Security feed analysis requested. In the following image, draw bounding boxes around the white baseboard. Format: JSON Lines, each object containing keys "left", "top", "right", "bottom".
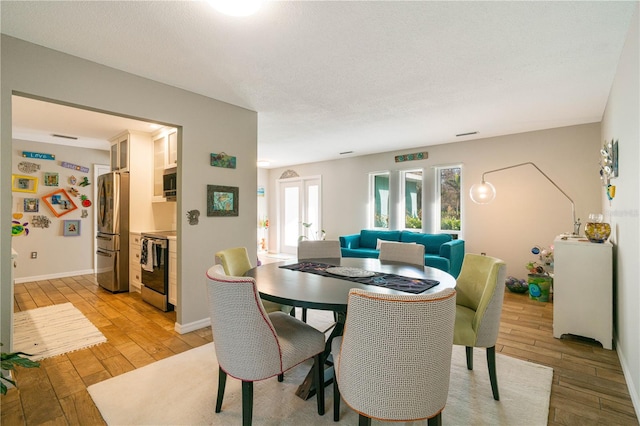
{"left": 174, "top": 317, "right": 210, "bottom": 335}
{"left": 14, "top": 269, "right": 95, "bottom": 284}
{"left": 616, "top": 336, "right": 640, "bottom": 420}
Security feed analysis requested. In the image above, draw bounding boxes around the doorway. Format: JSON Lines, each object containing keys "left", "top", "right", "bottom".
{"left": 277, "top": 176, "right": 322, "bottom": 255}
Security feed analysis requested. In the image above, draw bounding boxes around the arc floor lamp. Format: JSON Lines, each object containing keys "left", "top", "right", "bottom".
{"left": 469, "top": 162, "right": 581, "bottom": 236}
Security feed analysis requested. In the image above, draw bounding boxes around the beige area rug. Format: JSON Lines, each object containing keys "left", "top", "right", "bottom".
{"left": 89, "top": 311, "right": 552, "bottom": 426}
{"left": 13, "top": 302, "right": 106, "bottom": 361}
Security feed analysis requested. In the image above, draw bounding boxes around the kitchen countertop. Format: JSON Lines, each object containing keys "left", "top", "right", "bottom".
{"left": 141, "top": 230, "right": 176, "bottom": 239}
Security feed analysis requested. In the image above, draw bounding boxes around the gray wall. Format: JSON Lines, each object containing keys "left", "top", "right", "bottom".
{"left": 1, "top": 35, "right": 258, "bottom": 348}
{"left": 601, "top": 5, "right": 639, "bottom": 416}
{"left": 11, "top": 139, "right": 109, "bottom": 281}
{"left": 266, "top": 123, "right": 602, "bottom": 280}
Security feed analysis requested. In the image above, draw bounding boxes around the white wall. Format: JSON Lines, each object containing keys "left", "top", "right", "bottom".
{"left": 1, "top": 35, "right": 258, "bottom": 348}
{"left": 601, "top": 4, "right": 639, "bottom": 416}
{"left": 267, "top": 123, "right": 602, "bottom": 281}
{"left": 11, "top": 139, "right": 109, "bottom": 281}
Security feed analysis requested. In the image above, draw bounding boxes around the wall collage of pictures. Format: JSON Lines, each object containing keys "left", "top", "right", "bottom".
{"left": 11, "top": 152, "right": 93, "bottom": 237}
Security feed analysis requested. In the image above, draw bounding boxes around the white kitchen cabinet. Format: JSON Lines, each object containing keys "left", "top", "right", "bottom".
{"left": 153, "top": 134, "right": 166, "bottom": 199}
{"left": 167, "top": 130, "right": 178, "bottom": 168}
{"left": 169, "top": 238, "right": 177, "bottom": 306}
{"left": 110, "top": 133, "right": 129, "bottom": 171}
{"left": 553, "top": 236, "right": 613, "bottom": 349}
{"left": 129, "top": 232, "right": 142, "bottom": 292}
{"left": 108, "top": 130, "right": 154, "bottom": 231}
{"left": 152, "top": 128, "right": 178, "bottom": 202}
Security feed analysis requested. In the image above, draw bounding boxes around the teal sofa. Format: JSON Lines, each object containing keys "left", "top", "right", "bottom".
{"left": 339, "top": 229, "right": 465, "bottom": 277}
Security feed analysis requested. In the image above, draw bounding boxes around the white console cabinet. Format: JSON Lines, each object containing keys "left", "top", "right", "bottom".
{"left": 553, "top": 236, "right": 613, "bottom": 349}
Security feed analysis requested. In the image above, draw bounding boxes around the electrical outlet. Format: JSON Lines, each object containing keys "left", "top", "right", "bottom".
{"left": 31, "top": 252, "right": 37, "bottom": 259}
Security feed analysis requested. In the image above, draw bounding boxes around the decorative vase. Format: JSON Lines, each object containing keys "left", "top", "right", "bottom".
{"left": 584, "top": 213, "right": 611, "bottom": 243}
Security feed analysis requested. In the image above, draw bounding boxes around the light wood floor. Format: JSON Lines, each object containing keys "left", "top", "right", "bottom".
{"left": 1, "top": 274, "right": 638, "bottom": 425}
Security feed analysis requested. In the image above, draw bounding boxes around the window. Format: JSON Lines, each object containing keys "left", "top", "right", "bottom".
{"left": 435, "top": 165, "right": 462, "bottom": 235}
{"left": 371, "top": 173, "right": 390, "bottom": 228}
{"left": 402, "top": 169, "right": 423, "bottom": 229}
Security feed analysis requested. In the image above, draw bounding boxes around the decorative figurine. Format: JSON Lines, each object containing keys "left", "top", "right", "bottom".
{"left": 187, "top": 210, "right": 200, "bottom": 225}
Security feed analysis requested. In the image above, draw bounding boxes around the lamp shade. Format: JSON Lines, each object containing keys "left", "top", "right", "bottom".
{"left": 470, "top": 181, "right": 496, "bottom": 204}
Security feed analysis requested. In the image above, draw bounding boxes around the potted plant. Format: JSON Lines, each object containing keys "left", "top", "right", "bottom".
{"left": 1, "top": 344, "right": 40, "bottom": 395}
{"left": 298, "top": 222, "right": 326, "bottom": 241}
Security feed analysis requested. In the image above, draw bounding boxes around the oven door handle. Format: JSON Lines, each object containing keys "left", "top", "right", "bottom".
{"left": 143, "top": 238, "right": 168, "bottom": 249}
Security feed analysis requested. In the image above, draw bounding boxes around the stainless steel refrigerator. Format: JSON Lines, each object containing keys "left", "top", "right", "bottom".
{"left": 96, "top": 172, "right": 130, "bottom": 292}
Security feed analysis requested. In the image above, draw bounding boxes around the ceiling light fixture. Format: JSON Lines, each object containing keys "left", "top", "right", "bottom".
{"left": 208, "top": 0, "right": 264, "bottom": 17}
{"left": 257, "top": 160, "right": 270, "bottom": 167}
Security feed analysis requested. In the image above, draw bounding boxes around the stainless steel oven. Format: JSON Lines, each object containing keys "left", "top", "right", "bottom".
{"left": 140, "top": 232, "right": 174, "bottom": 312}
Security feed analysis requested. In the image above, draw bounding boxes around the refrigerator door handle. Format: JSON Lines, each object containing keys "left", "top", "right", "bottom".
{"left": 96, "top": 235, "right": 112, "bottom": 241}
{"left": 96, "top": 250, "right": 113, "bottom": 258}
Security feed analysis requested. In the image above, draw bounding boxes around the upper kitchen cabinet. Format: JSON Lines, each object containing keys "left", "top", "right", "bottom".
{"left": 110, "top": 133, "right": 129, "bottom": 171}
{"left": 110, "top": 130, "right": 154, "bottom": 231}
{"left": 152, "top": 128, "right": 178, "bottom": 201}
{"left": 167, "top": 130, "right": 178, "bottom": 168}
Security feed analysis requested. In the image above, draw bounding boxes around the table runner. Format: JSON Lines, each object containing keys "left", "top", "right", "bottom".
{"left": 280, "top": 262, "right": 439, "bottom": 294}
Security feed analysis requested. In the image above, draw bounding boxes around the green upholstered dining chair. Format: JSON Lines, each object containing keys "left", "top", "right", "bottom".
{"left": 453, "top": 253, "right": 507, "bottom": 401}
{"left": 214, "top": 247, "right": 292, "bottom": 315}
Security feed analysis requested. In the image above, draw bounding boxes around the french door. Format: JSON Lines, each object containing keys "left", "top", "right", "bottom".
{"left": 278, "top": 176, "right": 322, "bottom": 255}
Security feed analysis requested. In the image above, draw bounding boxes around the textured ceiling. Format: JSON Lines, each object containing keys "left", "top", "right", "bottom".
{"left": 1, "top": 1, "right": 636, "bottom": 168}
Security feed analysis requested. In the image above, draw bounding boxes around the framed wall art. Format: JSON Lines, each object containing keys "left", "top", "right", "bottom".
{"left": 63, "top": 220, "right": 81, "bottom": 236}
{"left": 210, "top": 152, "right": 237, "bottom": 169}
{"left": 12, "top": 174, "right": 38, "bottom": 193}
{"left": 207, "top": 185, "right": 238, "bottom": 217}
{"left": 42, "top": 188, "right": 78, "bottom": 217}
{"left": 24, "top": 198, "right": 39, "bottom": 213}
{"left": 44, "top": 172, "right": 59, "bottom": 186}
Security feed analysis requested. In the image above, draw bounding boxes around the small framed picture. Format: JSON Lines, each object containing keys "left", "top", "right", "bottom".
{"left": 63, "top": 220, "right": 81, "bottom": 236}
{"left": 207, "top": 185, "right": 239, "bottom": 217}
{"left": 42, "top": 188, "right": 78, "bottom": 217}
{"left": 12, "top": 175, "right": 38, "bottom": 193}
{"left": 24, "top": 198, "right": 39, "bottom": 213}
{"left": 44, "top": 172, "right": 59, "bottom": 186}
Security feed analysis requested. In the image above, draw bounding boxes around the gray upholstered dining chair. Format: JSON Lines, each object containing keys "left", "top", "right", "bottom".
{"left": 205, "top": 264, "right": 326, "bottom": 425}
{"left": 298, "top": 240, "right": 342, "bottom": 261}
{"left": 378, "top": 241, "right": 425, "bottom": 267}
{"left": 297, "top": 240, "right": 342, "bottom": 322}
{"left": 215, "top": 246, "right": 292, "bottom": 315}
{"left": 331, "top": 287, "right": 457, "bottom": 425}
{"left": 453, "top": 253, "right": 507, "bottom": 401}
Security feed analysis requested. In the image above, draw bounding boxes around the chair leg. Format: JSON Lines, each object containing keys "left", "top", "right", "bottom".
{"left": 278, "top": 373, "right": 284, "bottom": 382}
{"left": 358, "top": 414, "right": 372, "bottom": 426}
{"left": 314, "top": 353, "right": 325, "bottom": 415}
{"left": 241, "top": 381, "right": 253, "bottom": 426}
{"left": 427, "top": 412, "right": 442, "bottom": 426}
{"left": 487, "top": 346, "right": 500, "bottom": 401}
{"left": 333, "top": 370, "right": 340, "bottom": 421}
{"left": 465, "top": 346, "right": 473, "bottom": 370}
{"left": 302, "top": 307, "right": 308, "bottom": 323}
{"left": 215, "top": 367, "right": 227, "bottom": 413}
